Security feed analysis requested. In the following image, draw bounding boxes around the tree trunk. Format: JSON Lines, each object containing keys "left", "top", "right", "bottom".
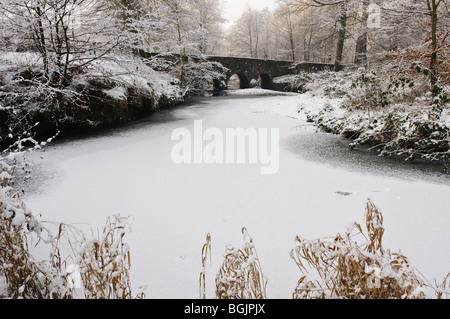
{"left": 355, "top": 0, "right": 369, "bottom": 67}
{"left": 287, "top": 8, "right": 296, "bottom": 62}
{"left": 427, "top": 0, "right": 438, "bottom": 91}
{"left": 303, "top": 36, "right": 308, "bottom": 61}
{"left": 334, "top": 1, "right": 348, "bottom": 71}
{"left": 177, "top": 22, "right": 185, "bottom": 85}
{"left": 254, "top": 15, "right": 259, "bottom": 59}
{"left": 307, "top": 32, "right": 313, "bottom": 62}
{"left": 289, "top": 29, "right": 296, "bottom": 62}
{"left": 35, "top": 6, "right": 49, "bottom": 81}
{"left": 248, "top": 20, "right": 254, "bottom": 58}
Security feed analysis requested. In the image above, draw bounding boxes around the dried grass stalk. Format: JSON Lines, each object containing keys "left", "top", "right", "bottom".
{"left": 435, "top": 273, "right": 450, "bottom": 299}
{"left": 0, "top": 192, "right": 72, "bottom": 299}
{"left": 77, "top": 215, "right": 133, "bottom": 299}
{"left": 215, "top": 228, "right": 267, "bottom": 299}
{"left": 0, "top": 206, "right": 43, "bottom": 298}
{"left": 199, "top": 233, "right": 212, "bottom": 299}
{"left": 291, "top": 199, "right": 430, "bottom": 299}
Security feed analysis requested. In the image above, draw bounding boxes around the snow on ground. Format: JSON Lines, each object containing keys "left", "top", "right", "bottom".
{"left": 103, "top": 86, "right": 127, "bottom": 101}
{"left": 23, "top": 94, "right": 450, "bottom": 299}
{"left": 0, "top": 51, "right": 42, "bottom": 71}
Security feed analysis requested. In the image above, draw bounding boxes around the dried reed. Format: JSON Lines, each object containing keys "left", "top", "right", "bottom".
{"left": 0, "top": 192, "right": 72, "bottom": 299}
{"left": 290, "top": 199, "right": 431, "bottom": 299}
{"left": 199, "top": 233, "right": 212, "bottom": 299}
{"left": 215, "top": 227, "right": 267, "bottom": 299}
{"left": 77, "top": 215, "right": 133, "bottom": 299}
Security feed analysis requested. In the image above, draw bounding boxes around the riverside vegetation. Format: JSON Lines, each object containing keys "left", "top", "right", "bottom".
{"left": 286, "top": 60, "right": 450, "bottom": 170}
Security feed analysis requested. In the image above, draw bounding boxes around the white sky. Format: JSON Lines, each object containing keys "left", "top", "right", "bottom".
{"left": 222, "top": 0, "right": 279, "bottom": 27}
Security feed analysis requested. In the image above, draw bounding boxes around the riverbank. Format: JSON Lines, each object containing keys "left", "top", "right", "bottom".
{"left": 273, "top": 71, "right": 450, "bottom": 169}
{"left": 0, "top": 51, "right": 186, "bottom": 150}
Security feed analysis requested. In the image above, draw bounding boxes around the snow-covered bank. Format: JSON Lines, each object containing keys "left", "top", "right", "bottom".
{"left": 0, "top": 51, "right": 185, "bottom": 147}
{"left": 275, "top": 71, "right": 450, "bottom": 165}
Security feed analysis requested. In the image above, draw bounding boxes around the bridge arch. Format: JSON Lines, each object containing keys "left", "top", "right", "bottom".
{"left": 259, "top": 73, "right": 273, "bottom": 90}
{"left": 229, "top": 71, "right": 251, "bottom": 89}
{"left": 228, "top": 72, "right": 273, "bottom": 90}
{"left": 226, "top": 71, "right": 274, "bottom": 90}
{"left": 207, "top": 55, "right": 335, "bottom": 94}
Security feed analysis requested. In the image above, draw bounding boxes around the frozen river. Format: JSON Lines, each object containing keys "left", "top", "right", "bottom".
{"left": 23, "top": 92, "right": 450, "bottom": 299}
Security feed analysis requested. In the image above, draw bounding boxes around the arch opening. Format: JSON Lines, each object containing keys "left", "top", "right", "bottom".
{"left": 228, "top": 72, "right": 250, "bottom": 90}
{"left": 259, "top": 73, "right": 273, "bottom": 90}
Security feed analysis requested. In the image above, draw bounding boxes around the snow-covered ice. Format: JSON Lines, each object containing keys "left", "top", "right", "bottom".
{"left": 23, "top": 93, "right": 450, "bottom": 299}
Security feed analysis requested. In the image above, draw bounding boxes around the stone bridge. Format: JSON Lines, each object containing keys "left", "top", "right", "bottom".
{"left": 207, "top": 56, "right": 334, "bottom": 91}
{"left": 138, "top": 50, "right": 334, "bottom": 92}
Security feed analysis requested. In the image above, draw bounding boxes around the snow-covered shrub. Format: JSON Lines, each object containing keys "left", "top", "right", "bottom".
{"left": 344, "top": 68, "right": 431, "bottom": 112}
{"left": 352, "top": 111, "right": 450, "bottom": 162}
{"left": 273, "top": 73, "right": 312, "bottom": 93}
{"left": 215, "top": 228, "right": 267, "bottom": 299}
{"left": 82, "top": 53, "right": 185, "bottom": 108}
{"left": 0, "top": 51, "right": 67, "bottom": 146}
{"left": 347, "top": 70, "right": 391, "bottom": 110}
{"left": 385, "top": 31, "right": 450, "bottom": 121}
{"left": 301, "top": 69, "right": 449, "bottom": 164}
{"left": 290, "top": 200, "right": 440, "bottom": 299}
{"left": 306, "top": 71, "right": 354, "bottom": 99}
{"left": 180, "top": 57, "right": 229, "bottom": 96}
{"left": 429, "top": 81, "right": 450, "bottom": 121}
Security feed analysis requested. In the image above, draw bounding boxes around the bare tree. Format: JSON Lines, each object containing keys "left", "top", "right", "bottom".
{"left": 275, "top": 0, "right": 299, "bottom": 62}
{"left": 226, "top": 7, "right": 266, "bottom": 58}
{"left": 334, "top": 0, "right": 349, "bottom": 71}
{"left": 189, "top": 0, "right": 226, "bottom": 55}
{"left": 380, "top": 0, "right": 449, "bottom": 90}
{"left": 293, "top": 0, "right": 350, "bottom": 70}
{"left": 0, "top": 0, "right": 120, "bottom": 86}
